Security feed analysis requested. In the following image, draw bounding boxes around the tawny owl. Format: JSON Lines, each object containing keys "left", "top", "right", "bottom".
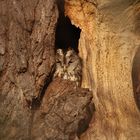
{"left": 54, "top": 48, "right": 82, "bottom": 87}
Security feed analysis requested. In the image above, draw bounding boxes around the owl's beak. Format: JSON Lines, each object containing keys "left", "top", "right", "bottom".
{"left": 63, "top": 66, "right": 67, "bottom": 72}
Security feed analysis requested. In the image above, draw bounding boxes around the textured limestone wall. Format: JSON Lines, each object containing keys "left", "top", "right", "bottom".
{"left": 65, "top": 0, "right": 140, "bottom": 139}
{"left": 0, "top": 0, "right": 140, "bottom": 139}
{"left": 0, "top": 0, "right": 58, "bottom": 139}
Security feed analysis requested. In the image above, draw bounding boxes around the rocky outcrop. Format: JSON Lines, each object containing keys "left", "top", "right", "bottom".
{"left": 65, "top": 0, "right": 140, "bottom": 140}
{"left": 0, "top": 0, "right": 58, "bottom": 139}
{"left": 0, "top": 0, "right": 140, "bottom": 140}
{"left": 32, "top": 78, "right": 94, "bottom": 140}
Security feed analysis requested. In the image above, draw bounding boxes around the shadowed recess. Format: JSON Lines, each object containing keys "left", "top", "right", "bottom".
{"left": 132, "top": 47, "right": 140, "bottom": 110}
{"left": 56, "top": 0, "right": 81, "bottom": 53}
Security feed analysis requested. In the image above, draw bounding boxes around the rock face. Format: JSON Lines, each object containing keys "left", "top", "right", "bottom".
{"left": 0, "top": 0, "right": 140, "bottom": 140}
{"left": 32, "top": 78, "right": 94, "bottom": 140}
{"left": 0, "top": 0, "right": 58, "bottom": 139}
{"left": 65, "top": 0, "right": 140, "bottom": 140}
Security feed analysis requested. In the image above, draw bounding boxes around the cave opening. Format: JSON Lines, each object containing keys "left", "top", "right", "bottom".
{"left": 56, "top": 0, "right": 81, "bottom": 53}
{"left": 132, "top": 47, "right": 140, "bottom": 110}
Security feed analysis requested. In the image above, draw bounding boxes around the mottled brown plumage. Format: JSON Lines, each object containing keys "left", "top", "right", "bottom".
{"left": 54, "top": 48, "right": 82, "bottom": 87}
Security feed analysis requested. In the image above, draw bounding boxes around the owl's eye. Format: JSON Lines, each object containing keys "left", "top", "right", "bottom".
{"left": 69, "top": 60, "right": 73, "bottom": 64}
{"left": 57, "top": 61, "right": 61, "bottom": 63}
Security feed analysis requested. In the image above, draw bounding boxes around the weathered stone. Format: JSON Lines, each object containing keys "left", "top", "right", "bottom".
{"left": 0, "top": 0, "right": 58, "bottom": 139}
{"left": 65, "top": 0, "right": 140, "bottom": 140}
{"left": 0, "top": 0, "right": 140, "bottom": 140}
{"left": 32, "top": 78, "right": 94, "bottom": 140}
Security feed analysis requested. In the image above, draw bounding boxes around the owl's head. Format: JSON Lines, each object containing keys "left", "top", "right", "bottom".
{"left": 56, "top": 48, "right": 78, "bottom": 72}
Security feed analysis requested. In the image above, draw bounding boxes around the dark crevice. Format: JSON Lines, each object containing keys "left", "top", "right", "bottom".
{"left": 56, "top": 0, "right": 81, "bottom": 53}
{"left": 31, "top": 64, "right": 55, "bottom": 110}
{"left": 132, "top": 47, "right": 140, "bottom": 110}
